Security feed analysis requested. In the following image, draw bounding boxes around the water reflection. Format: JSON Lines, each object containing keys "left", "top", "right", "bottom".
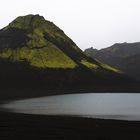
{"left": 2, "top": 93, "right": 140, "bottom": 121}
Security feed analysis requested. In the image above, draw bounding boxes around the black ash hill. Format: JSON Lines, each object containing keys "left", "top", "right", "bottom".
{"left": 85, "top": 43, "right": 140, "bottom": 81}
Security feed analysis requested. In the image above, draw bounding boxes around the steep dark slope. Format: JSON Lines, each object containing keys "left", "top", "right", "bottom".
{"left": 85, "top": 43, "right": 140, "bottom": 80}
{"left": 119, "top": 54, "right": 140, "bottom": 79}
{"left": 100, "top": 42, "right": 140, "bottom": 57}
{"left": 0, "top": 15, "right": 138, "bottom": 94}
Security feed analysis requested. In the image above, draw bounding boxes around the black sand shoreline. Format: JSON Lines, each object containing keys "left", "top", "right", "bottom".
{"left": 1, "top": 110, "right": 140, "bottom": 140}
{"left": 1, "top": 91, "right": 140, "bottom": 140}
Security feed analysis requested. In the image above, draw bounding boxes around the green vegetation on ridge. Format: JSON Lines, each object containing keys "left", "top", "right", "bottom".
{"left": 0, "top": 44, "right": 77, "bottom": 69}
{"left": 81, "top": 59, "right": 99, "bottom": 70}
{"left": 0, "top": 14, "right": 122, "bottom": 73}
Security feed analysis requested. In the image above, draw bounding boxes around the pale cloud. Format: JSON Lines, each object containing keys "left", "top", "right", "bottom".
{"left": 0, "top": 0, "right": 140, "bottom": 50}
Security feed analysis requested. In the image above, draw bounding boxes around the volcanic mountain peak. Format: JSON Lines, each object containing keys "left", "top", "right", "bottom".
{"left": 8, "top": 14, "right": 45, "bottom": 29}
{"left": 4, "top": 14, "right": 71, "bottom": 46}
{"left": 0, "top": 15, "right": 121, "bottom": 73}
{"left": 7, "top": 14, "right": 57, "bottom": 33}
{"left": 0, "top": 15, "right": 80, "bottom": 68}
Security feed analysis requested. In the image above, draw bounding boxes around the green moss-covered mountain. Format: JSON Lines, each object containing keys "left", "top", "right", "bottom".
{"left": 0, "top": 14, "right": 138, "bottom": 92}
{"left": 0, "top": 14, "right": 122, "bottom": 71}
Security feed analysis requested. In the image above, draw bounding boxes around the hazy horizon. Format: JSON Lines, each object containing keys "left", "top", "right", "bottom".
{"left": 1, "top": 0, "right": 140, "bottom": 50}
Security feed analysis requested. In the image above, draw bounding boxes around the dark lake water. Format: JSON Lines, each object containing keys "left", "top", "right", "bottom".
{"left": 2, "top": 93, "right": 140, "bottom": 121}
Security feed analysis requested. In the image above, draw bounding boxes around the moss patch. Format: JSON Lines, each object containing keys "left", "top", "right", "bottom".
{"left": 100, "top": 63, "right": 122, "bottom": 73}
{"left": 0, "top": 43, "right": 77, "bottom": 69}
{"left": 27, "top": 28, "right": 47, "bottom": 48}
{"left": 81, "top": 59, "right": 99, "bottom": 70}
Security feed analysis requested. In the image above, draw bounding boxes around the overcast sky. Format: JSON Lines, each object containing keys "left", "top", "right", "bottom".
{"left": 1, "top": 0, "right": 140, "bottom": 50}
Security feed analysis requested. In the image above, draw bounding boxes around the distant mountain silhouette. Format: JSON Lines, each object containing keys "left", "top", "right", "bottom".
{"left": 0, "top": 15, "right": 138, "bottom": 94}
{"left": 85, "top": 42, "right": 140, "bottom": 80}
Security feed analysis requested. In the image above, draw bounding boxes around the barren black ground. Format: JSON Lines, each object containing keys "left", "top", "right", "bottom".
{"left": 1, "top": 91, "right": 140, "bottom": 140}
{"left": 1, "top": 110, "right": 140, "bottom": 140}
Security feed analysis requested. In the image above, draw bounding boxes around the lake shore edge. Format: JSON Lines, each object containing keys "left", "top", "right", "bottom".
{"left": 0, "top": 110, "right": 140, "bottom": 140}
{"left": 1, "top": 90, "right": 140, "bottom": 140}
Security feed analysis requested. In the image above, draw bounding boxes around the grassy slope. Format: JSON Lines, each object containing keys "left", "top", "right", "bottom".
{"left": 0, "top": 45, "right": 77, "bottom": 69}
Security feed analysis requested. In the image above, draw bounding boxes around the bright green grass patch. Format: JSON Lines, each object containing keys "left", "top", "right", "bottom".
{"left": 0, "top": 43, "right": 77, "bottom": 69}
{"left": 81, "top": 59, "right": 99, "bottom": 69}
{"left": 94, "top": 59, "right": 122, "bottom": 73}
{"left": 100, "top": 63, "right": 122, "bottom": 73}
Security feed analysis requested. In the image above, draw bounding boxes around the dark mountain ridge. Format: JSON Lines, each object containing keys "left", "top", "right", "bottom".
{"left": 85, "top": 42, "right": 140, "bottom": 80}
